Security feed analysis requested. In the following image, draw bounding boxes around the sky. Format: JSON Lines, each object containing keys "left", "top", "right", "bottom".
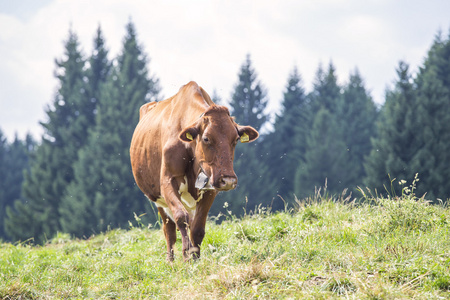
{"left": 1, "top": 0, "right": 449, "bottom": 141}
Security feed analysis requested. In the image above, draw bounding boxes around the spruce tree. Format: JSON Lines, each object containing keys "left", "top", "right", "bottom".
{"left": 364, "top": 62, "right": 418, "bottom": 196}
{"left": 5, "top": 30, "right": 90, "bottom": 242}
{"left": 340, "top": 70, "right": 378, "bottom": 188}
{"left": 365, "top": 33, "right": 450, "bottom": 201}
{"left": 0, "top": 134, "right": 35, "bottom": 239}
{"left": 295, "top": 107, "right": 350, "bottom": 197}
{"left": 213, "top": 55, "right": 271, "bottom": 215}
{"left": 59, "top": 21, "right": 161, "bottom": 236}
{"left": 265, "top": 67, "right": 308, "bottom": 206}
{"left": 294, "top": 63, "right": 351, "bottom": 197}
{"left": 85, "top": 26, "right": 111, "bottom": 116}
{"left": 228, "top": 54, "right": 268, "bottom": 131}
{"left": 58, "top": 26, "right": 112, "bottom": 236}
{"left": 410, "top": 32, "right": 450, "bottom": 201}
{"left": 0, "top": 131, "right": 6, "bottom": 239}
{"left": 309, "top": 62, "right": 342, "bottom": 114}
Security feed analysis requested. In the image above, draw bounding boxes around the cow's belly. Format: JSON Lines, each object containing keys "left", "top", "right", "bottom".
{"left": 153, "top": 176, "right": 205, "bottom": 222}
{"left": 130, "top": 145, "right": 161, "bottom": 200}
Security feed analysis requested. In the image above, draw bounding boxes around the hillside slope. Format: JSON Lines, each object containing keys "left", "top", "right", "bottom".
{"left": 1, "top": 192, "right": 450, "bottom": 299}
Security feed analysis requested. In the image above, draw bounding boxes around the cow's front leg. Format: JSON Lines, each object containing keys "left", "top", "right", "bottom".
{"left": 190, "top": 191, "right": 216, "bottom": 259}
{"left": 157, "top": 207, "right": 176, "bottom": 261}
{"left": 161, "top": 176, "right": 193, "bottom": 261}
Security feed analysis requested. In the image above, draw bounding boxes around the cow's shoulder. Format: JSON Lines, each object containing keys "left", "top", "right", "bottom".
{"left": 161, "top": 139, "right": 193, "bottom": 177}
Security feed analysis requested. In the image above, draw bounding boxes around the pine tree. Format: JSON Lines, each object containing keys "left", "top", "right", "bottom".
{"left": 213, "top": 55, "right": 271, "bottom": 215}
{"left": 59, "top": 21, "right": 161, "bottom": 236}
{"left": 0, "top": 134, "right": 36, "bottom": 239}
{"left": 309, "top": 62, "right": 342, "bottom": 114}
{"left": 58, "top": 26, "right": 112, "bottom": 236}
{"left": 264, "top": 67, "right": 308, "bottom": 206}
{"left": 410, "top": 32, "right": 450, "bottom": 201}
{"left": 295, "top": 107, "right": 351, "bottom": 197}
{"left": 85, "top": 26, "right": 111, "bottom": 116}
{"left": 340, "top": 69, "right": 378, "bottom": 188}
{"left": 0, "top": 130, "right": 7, "bottom": 239}
{"left": 228, "top": 54, "right": 268, "bottom": 132}
{"left": 5, "top": 30, "right": 90, "bottom": 242}
{"left": 294, "top": 62, "right": 352, "bottom": 197}
{"left": 365, "top": 33, "right": 450, "bottom": 201}
{"left": 364, "top": 62, "right": 418, "bottom": 196}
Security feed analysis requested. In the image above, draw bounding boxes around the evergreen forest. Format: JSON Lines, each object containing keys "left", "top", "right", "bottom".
{"left": 1, "top": 22, "right": 450, "bottom": 242}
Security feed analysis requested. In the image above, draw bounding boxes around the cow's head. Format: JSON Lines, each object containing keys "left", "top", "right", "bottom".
{"left": 179, "top": 105, "right": 259, "bottom": 191}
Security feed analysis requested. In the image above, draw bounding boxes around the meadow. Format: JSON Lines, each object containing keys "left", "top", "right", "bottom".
{"left": 1, "top": 182, "right": 450, "bottom": 299}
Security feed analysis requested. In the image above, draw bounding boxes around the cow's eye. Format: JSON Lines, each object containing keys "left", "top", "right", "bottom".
{"left": 203, "top": 137, "right": 209, "bottom": 143}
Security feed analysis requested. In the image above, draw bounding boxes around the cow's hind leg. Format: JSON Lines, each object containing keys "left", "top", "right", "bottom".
{"left": 158, "top": 207, "right": 176, "bottom": 261}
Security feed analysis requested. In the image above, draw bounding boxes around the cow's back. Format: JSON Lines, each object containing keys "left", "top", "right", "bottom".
{"left": 130, "top": 81, "right": 212, "bottom": 201}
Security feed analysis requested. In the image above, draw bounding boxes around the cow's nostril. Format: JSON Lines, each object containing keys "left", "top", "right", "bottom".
{"left": 219, "top": 177, "right": 237, "bottom": 190}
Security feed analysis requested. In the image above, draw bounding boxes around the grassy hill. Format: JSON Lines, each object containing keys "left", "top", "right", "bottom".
{"left": 1, "top": 187, "right": 450, "bottom": 299}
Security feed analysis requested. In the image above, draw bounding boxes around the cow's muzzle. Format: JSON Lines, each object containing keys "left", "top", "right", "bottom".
{"left": 216, "top": 176, "right": 237, "bottom": 191}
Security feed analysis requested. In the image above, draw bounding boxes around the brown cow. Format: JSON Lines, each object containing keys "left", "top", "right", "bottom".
{"left": 130, "top": 81, "right": 259, "bottom": 261}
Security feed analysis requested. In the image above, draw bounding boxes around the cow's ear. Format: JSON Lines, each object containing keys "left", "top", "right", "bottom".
{"left": 237, "top": 125, "right": 259, "bottom": 143}
{"left": 179, "top": 126, "right": 199, "bottom": 143}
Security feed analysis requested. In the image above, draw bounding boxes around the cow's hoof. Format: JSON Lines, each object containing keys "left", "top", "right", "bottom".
{"left": 189, "top": 247, "right": 200, "bottom": 260}
{"left": 182, "top": 247, "right": 200, "bottom": 261}
{"left": 166, "top": 251, "right": 174, "bottom": 262}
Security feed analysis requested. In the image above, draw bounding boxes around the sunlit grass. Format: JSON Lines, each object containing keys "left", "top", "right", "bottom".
{"left": 1, "top": 180, "right": 450, "bottom": 299}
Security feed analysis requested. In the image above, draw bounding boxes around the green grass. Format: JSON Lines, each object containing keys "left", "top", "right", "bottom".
{"left": 1, "top": 189, "right": 450, "bottom": 299}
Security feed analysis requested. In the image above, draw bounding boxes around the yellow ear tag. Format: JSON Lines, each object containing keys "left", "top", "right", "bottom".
{"left": 186, "top": 132, "right": 193, "bottom": 141}
{"left": 240, "top": 133, "right": 250, "bottom": 143}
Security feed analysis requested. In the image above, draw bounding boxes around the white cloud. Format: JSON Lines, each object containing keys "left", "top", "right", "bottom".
{"left": 1, "top": 0, "right": 450, "bottom": 140}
